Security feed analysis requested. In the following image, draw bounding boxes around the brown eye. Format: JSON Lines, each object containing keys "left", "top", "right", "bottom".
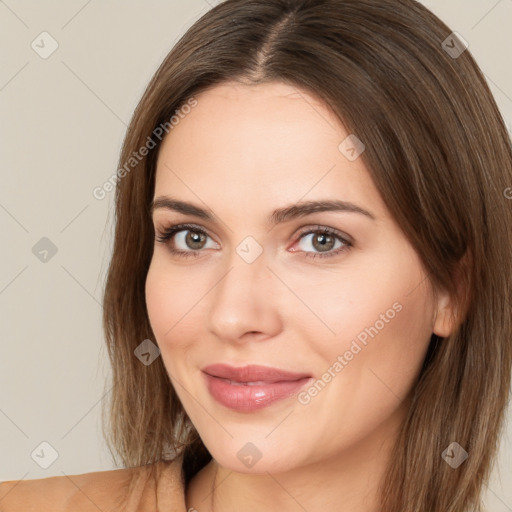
{"left": 311, "top": 232, "right": 337, "bottom": 252}
{"left": 182, "top": 230, "right": 207, "bottom": 250}
{"left": 292, "top": 226, "right": 353, "bottom": 260}
{"left": 155, "top": 223, "right": 216, "bottom": 259}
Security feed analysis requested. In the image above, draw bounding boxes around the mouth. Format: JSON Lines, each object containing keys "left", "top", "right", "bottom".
{"left": 213, "top": 379, "right": 280, "bottom": 386}
{"left": 201, "top": 363, "right": 313, "bottom": 412}
{"left": 202, "top": 363, "right": 312, "bottom": 383}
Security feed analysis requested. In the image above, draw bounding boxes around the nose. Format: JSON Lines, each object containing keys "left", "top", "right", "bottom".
{"left": 205, "top": 253, "right": 283, "bottom": 344}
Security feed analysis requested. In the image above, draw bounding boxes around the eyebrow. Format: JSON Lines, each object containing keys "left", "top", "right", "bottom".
{"left": 150, "top": 196, "right": 376, "bottom": 225}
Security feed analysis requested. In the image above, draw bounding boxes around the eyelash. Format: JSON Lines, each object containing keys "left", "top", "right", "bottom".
{"left": 154, "top": 222, "right": 353, "bottom": 260}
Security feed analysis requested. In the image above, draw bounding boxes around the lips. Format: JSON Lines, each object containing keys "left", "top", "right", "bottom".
{"left": 201, "top": 363, "right": 313, "bottom": 412}
{"left": 202, "top": 363, "right": 311, "bottom": 383}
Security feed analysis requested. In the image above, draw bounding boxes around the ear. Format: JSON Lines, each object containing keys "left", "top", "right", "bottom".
{"left": 432, "top": 289, "right": 457, "bottom": 337}
{"left": 432, "top": 251, "right": 470, "bottom": 338}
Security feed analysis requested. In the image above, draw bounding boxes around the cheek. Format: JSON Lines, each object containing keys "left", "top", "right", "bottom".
{"left": 357, "top": 292, "right": 433, "bottom": 382}
{"left": 145, "top": 260, "right": 195, "bottom": 347}
{"left": 312, "top": 246, "right": 434, "bottom": 398}
{"left": 295, "top": 281, "right": 434, "bottom": 456}
{"left": 145, "top": 263, "right": 191, "bottom": 388}
{"left": 145, "top": 263, "right": 171, "bottom": 339}
{"left": 285, "top": 247, "right": 430, "bottom": 354}
{"left": 145, "top": 257, "right": 213, "bottom": 374}
{"left": 331, "top": 281, "right": 433, "bottom": 409}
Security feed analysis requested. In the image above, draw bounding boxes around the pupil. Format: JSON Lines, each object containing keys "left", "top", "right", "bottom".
{"left": 315, "top": 233, "right": 333, "bottom": 251}
{"left": 188, "top": 231, "right": 204, "bottom": 248}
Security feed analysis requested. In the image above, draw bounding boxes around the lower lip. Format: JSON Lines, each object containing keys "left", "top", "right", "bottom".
{"left": 203, "top": 373, "right": 312, "bottom": 412}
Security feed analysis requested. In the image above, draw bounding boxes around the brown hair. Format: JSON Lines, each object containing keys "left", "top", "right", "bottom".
{"left": 101, "top": 1, "right": 512, "bottom": 510}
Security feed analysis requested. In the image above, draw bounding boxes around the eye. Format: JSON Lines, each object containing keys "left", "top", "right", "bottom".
{"left": 291, "top": 226, "right": 353, "bottom": 260}
{"left": 155, "top": 223, "right": 217, "bottom": 259}
{"left": 155, "top": 223, "right": 353, "bottom": 260}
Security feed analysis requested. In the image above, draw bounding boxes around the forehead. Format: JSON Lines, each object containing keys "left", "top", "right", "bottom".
{"left": 154, "top": 81, "right": 387, "bottom": 220}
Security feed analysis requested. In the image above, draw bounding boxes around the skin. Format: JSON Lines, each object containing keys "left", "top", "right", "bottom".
{"left": 145, "top": 81, "right": 456, "bottom": 512}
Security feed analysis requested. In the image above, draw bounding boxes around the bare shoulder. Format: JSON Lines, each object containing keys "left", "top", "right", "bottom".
{"left": 0, "top": 459, "right": 179, "bottom": 512}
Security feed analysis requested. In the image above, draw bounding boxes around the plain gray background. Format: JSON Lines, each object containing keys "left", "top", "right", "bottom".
{"left": 1, "top": 1, "right": 511, "bottom": 510}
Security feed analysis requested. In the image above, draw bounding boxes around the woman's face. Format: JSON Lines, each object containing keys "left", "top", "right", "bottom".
{"left": 145, "top": 81, "right": 453, "bottom": 473}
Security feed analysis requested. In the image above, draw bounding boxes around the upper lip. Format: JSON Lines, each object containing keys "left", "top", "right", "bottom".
{"left": 202, "top": 364, "right": 311, "bottom": 383}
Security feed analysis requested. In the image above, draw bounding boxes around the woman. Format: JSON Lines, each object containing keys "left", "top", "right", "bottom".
{"left": 1, "top": 0, "right": 511, "bottom": 510}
